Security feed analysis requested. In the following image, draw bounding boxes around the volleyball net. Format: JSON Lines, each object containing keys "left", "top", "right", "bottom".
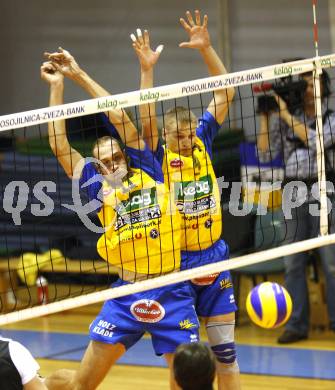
{"left": 0, "top": 54, "right": 335, "bottom": 325}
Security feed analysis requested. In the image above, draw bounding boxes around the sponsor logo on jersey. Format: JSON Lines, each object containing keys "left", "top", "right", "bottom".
{"left": 175, "top": 175, "right": 213, "bottom": 202}
{"left": 130, "top": 299, "right": 165, "bottom": 323}
{"left": 229, "top": 294, "right": 235, "bottom": 304}
{"left": 114, "top": 187, "right": 162, "bottom": 230}
{"left": 170, "top": 158, "right": 184, "bottom": 168}
{"left": 91, "top": 320, "right": 116, "bottom": 338}
{"left": 191, "top": 273, "right": 220, "bottom": 286}
{"left": 150, "top": 228, "right": 159, "bottom": 239}
{"left": 116, "top": 188, "right": 158, "bottom": 214}
{"left": 220, "top": 278, "right": 233, "bottom": 290}
{"left": 204, "top": 218, "right": 213, "bottom": 229}
{"left": 179, "top": 319, "right": 198, "bottom": 330}
{"left": 190, "top": 334, "right": 198, "bottom": 342}
{"left": 177, "top": 195, "right": 216, "bottom": 215}
{"left": 174, "top": 175, "right": 217, "bottom": 214}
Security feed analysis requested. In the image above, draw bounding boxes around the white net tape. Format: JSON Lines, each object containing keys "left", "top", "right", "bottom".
{"left": 0, "top": 55, "right": 334, "bottom": 132}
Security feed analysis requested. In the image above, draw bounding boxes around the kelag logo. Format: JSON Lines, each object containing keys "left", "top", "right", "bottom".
{"left": 174, "top": 175, "right": 213, "bottom": 201}
{"left": 320, "top": 57, "right": 332, "bottom": 67}
{"left": 274, "top": 65, "right": 292, "bottom": 77}
{"left": 115, "top": 188, "right": 157, "bottom": 215}
{"left": 140, "top": 91, "right": 160, "bottom": 102}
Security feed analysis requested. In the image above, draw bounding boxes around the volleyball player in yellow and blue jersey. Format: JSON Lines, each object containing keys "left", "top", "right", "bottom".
{"left": 42, "top": 52, "right": 199, "bottom": 390}
{"left": 132, "top": 11, "right": 241, "bottom": 390}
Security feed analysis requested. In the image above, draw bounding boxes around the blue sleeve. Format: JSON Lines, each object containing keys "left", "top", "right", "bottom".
{"left": 79, "top": 161, "right": 102, "bottom": 202}
{"left": 125, "top": 143, "right": 164, "bottom": 183}
{"left": 196, "top": 111, "right": 221, "bottom": 158}
{"left": 100, "top": 113, "right": 121, "bottom": 141}
{"left": 153, "top": 140, "right": 165, "bottom": 166}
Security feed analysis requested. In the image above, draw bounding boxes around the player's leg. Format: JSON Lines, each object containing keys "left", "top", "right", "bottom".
{"left": 203, "top": 312, "right": 240, "bottom": 390}
{"left": 45, "top": 341, "right": 126, "bottom": 390}
{"left": 47, "top": 287, "right": 144, "bottom": 390}
{"left": 149, "top": 282, "right": 200, "bottom": 390}
{"left": 199, "top": 281, "right": 240, "bottom": 390}
{"left": 75, "top": 341, "right": 126, "bottom": 389}
{"left": 188, "top": 241, "right": 240, "bottom": 390}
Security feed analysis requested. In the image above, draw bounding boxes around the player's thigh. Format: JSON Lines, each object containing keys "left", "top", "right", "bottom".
{"left": 75, "top": 340, "right": 126, "bottom": 390}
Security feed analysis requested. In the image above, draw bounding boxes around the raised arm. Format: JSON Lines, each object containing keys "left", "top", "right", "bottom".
{"left": 40, "top": 62, "right": 84, "bottom": 178}
{"left": 179, "top": 10, "right": 234, "bottom": 124}
{"left": 131, "top": 29, "right": 163, "bottom": 151}
{"left": 45, "top": 48, "right": 144, "bottom": 150}
{"left": 274, "top": 93, "right": 308, "bottom": 144}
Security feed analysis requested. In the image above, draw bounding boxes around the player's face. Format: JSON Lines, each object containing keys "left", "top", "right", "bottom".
{"left": 93, "top": 139, "right": 128, "bottom": 177}
{"left": 165, "top": 120, "right": 197, "bottom": 157}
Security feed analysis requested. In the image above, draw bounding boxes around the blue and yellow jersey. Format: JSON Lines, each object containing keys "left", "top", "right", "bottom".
{"left": 155, "top": 111, "right": 222, "bottom": 252}
{"left": 80, "top": 144, "right": 181, "bottom": 275}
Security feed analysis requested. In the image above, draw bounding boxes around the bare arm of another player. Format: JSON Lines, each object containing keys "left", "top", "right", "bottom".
{"left": 179, "top": 10, "right": 235, "bottom": 124}
{"left": 131, "top": 29, "right": 163, "bottom": 151}
{"left": 45, "top": 48, "right": 144, "bottom": 150}
{"left": 41, "top": 62, "right": 84, "bottom": 178}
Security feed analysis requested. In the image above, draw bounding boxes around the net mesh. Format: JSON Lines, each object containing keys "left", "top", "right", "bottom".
{"left": 1, "top": 54, "right": 335, "bottom": 324}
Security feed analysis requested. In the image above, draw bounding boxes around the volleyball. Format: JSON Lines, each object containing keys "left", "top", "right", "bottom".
{"left": 246, "top": 282, "right": 292, "bottom": 329}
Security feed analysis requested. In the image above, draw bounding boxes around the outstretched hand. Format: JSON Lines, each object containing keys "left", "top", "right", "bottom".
{"left": 130, "top": 29, "right": 163, "bottom": 71}
{"left": 44, "top": 47, "right": 81, "bottom": 80}
{"left": 40, "top": 61, "right": 63, "bottom": 85}
{"left": 179, "top": 10, "right": 211, "bottom": 50}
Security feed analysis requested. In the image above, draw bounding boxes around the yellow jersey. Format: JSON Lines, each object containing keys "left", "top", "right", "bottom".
{"left": 96, "top": 168, "right": 181, "bottom": 274}
{"left": 161, "top": 137, "right": 222, "bottom": 252}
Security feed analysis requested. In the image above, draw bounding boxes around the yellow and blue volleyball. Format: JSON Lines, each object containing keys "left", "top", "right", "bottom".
{"left": 246, "top": 282, "right": 292, "bottom": 329}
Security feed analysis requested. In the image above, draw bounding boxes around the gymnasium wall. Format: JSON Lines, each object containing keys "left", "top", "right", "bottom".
{"left": 0, "top": 1, "right": 332, "bottom": 131}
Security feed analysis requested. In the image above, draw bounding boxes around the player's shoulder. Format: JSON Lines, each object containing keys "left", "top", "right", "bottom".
{"left": 130, "top": 168, "right": 155, "bottom": 186}
{"left": 197, "top": 110, "right": 220, "bottom": 128}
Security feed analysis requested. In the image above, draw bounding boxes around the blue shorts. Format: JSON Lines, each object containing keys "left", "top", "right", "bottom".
{"left": 181, "top": 239, "right": 237, "bottom": 317}
{"left": 89, "top": 279, "right": 199, "bottom": 355}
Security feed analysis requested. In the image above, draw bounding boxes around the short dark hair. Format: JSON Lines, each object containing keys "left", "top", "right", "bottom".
{"left": 164, "top": 106, "right": 197, "bottom": 131}
{"left": 173, "top": 343, "right": 216, "bottom": 390}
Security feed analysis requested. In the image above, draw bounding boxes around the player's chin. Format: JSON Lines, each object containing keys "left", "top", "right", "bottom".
{"left": 179, "top": 148, "right": 193, "bottom": 157}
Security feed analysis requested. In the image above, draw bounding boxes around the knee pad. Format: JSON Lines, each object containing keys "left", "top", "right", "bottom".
{"left": 206, "top": 321, "right": 237, "bottom": 366}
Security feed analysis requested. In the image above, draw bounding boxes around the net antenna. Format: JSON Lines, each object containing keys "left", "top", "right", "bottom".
{"left": 312, "top": 0, "right": 328, "bottom": 235}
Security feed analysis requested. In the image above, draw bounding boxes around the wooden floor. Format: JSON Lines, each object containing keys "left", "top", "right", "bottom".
{"left": 2, "top": 303, "right": 335, "bottom": 390}
{"left": 37, "top": 359, "right": 335, "bottom": 390}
